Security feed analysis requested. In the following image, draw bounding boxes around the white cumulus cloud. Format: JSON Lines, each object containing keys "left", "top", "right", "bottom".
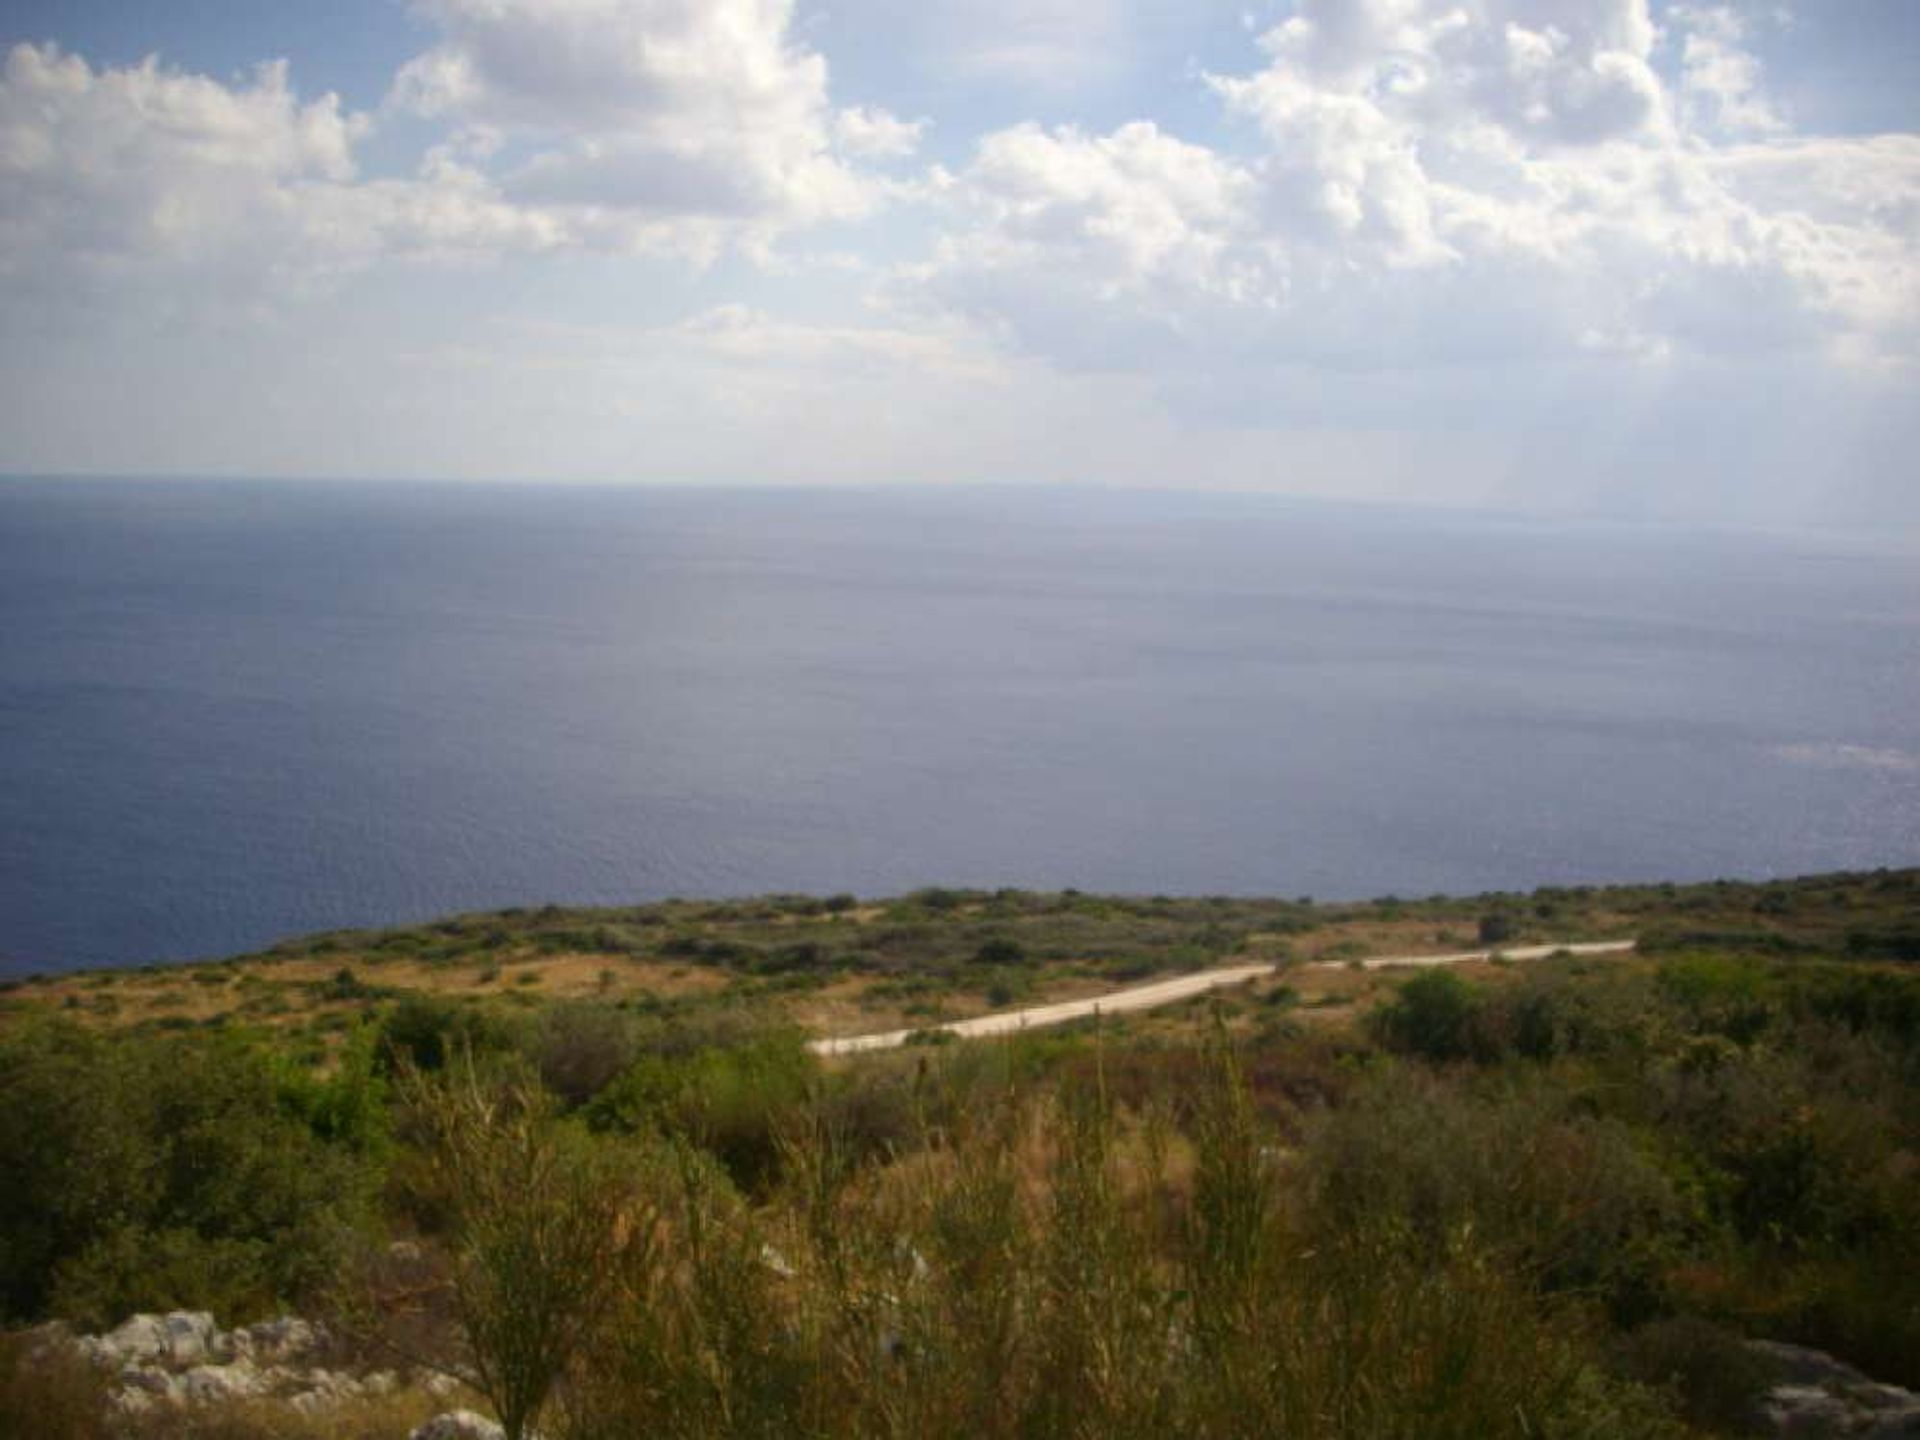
{"left": 0, "top": 44, "right": 365, "bottom": 286}
{"left": 911, "top": 0, "right": 1920, "bottom": 374}
{"left": 833, "top": 106, "right": 925, "bottom": 159}
{"left": 391, "top": 0, "right": 876, "bottom": 233}
{"left": 0, "top": 0, "right": 901, "bottom": 308}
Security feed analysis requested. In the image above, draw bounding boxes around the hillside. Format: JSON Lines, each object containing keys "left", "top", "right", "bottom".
{"left": 2, "top": 868, "right": 1917, "bottom": 1438}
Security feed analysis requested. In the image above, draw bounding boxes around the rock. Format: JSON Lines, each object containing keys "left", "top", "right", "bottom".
{"left": 1763, "top": 1384, "right": 1854, "bottom": 1435}
{"left": 297, "top": 1367, "right": 361, "bottom": 1402}
{"left": 1755, "top": 1341, "right": 1871, "bottom": 1389}
{"left": 1858, "top": 1386, "right": 1916, "bottom": 1409}
{"left": 759, "top": 1243, "right": 796, "bottom": 1279}
{"left": 410, "top": 1410, "right": 507, "bottom": 1440}
{"left": 119, "top": 1365, "right": 180, "bottom": 1400}
{"left": 210, "top": 1326, "right": 254, "bottom": 1363}
{"left": 1750, "top": 1342, "right": 1920, "bottom": 1437}
{"left": 97, "top": 1314, "right": 168, "bottom": 1366}
{"left": 425, "top": 1372, "right": 463, "bottom": 1399}
{"left": 244, "top": 1315, "right": 322, "bottom": 1359}
{"left": 160, "top": 1311, "right": 218, "bottom": 1365}
{"left": 179, "top": 1362, "right": 264, "bottom": 1405}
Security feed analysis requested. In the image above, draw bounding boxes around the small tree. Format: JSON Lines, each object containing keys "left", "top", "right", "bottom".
{"left": 973, "top": 937, "right": 1027, "bottom": 967}
{"left": 1477, "top": 913, "right": 1516, "bottom": 946}
{"left": 402, "top": 1058, "right": 653, "bottom": 1440}
{"left": 1372, "top": 971, "right": 1490, "bottom": 1063}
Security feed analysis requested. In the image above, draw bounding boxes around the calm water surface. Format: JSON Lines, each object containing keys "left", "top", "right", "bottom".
{"left": 3, "top": 479, "right": 1917, "bottom": 972}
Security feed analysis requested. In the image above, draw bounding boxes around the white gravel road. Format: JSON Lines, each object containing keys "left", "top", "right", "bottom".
{"left": 807, "top": 939, "right": 1634, "bottom": 1056}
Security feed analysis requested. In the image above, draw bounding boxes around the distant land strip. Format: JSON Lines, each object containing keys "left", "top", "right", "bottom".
{"left": 808, "top": 939, "right": 1638, "bottom": 1055}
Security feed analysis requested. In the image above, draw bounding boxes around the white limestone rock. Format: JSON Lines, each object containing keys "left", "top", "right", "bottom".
{"left": 244, "top": 1315, "right": 322, "bottom": 1359}
{"left": 96, "top": 1314, "right": 168, "bottom": 1366}
{"left": 1750, "top": 1342, "right": 1920, "bottom": 1437}
{"left": 179, "top": 1362, "right": 265, "bottom": 1406}
{"left": 410, "top": 1409, "right": 508, "bottom": 1440}
{"left": 160, "top": 1311, "right": 218, "bottom": 1365}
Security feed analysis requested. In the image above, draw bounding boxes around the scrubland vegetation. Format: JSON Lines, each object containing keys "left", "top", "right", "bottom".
{"left": 2, "top": 869, "right": 1917, "bottom": 1437}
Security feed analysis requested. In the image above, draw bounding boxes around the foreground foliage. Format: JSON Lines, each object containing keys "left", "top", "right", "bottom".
{"left": 2, "top": 870, "right": 1917, "bottom": 1437}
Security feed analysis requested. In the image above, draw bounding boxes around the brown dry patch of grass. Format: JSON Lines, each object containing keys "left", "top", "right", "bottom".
{"left": 1291, "top": 916, "right": 1483, "bottom": 962}
{"left": 3, "top": 950, "right": 735, "bottom": 1034}
{"left": 115, "top": 1390, "right": 452, "bottom": 1440}
{"left": 786, "top": 976, "right": 909, "bottom": 1035}
{"left": 2, "top": 903, "right": 1639, "bottom": 1049}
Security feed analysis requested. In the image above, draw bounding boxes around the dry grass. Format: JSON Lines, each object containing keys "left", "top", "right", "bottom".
{"left": 7, "top": 869, "right": 1907, "bottom": 1067}
{"left": 5, "top": 953, "right": 734, "bottom": 1034}
{"left": 115, "top": 1392, "right": 447, "bottom": 1440}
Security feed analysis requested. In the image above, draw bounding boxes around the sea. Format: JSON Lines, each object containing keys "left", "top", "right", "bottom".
{"left": 3, "top": 477, "right": 1917, "bottom": 974}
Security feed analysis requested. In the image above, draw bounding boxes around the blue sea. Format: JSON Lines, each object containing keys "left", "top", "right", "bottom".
{"left": 2, "top": 477, "right": 1917, "bottom": 974}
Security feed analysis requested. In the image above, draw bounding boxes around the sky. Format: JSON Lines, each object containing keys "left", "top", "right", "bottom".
{"left": 0, "top": 0, "right": 1915, "bottom": 523}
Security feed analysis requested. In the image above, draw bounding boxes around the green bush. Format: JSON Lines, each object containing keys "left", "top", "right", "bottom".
{"left": 0, "top": 1021, "right": 381, "bottom": 1326}
{"left": 531, "top": 1004, "right": 636, "bottom": 1109}
{"left": 585, "top": 1028, "right": 816, "bottom": 1192}
{"left": 272, "top": 1023, "right": 391, "bottom": 1154}
{"left": 393, "top": 1063, "right": 652, "bottom": 1440}
{"left": 973, "top": 937, "right": 1026, "bottom": 967}
{"left": 1371, "top": 970, "right": 1494, "bottom": 1062}
{"left": 377, "top": 995, "right": 510, "bottom": 1075}
{"left": 1611, "top": 1316, "right": 1776, "bottom": 1435}
{"left": 1297, "top": 1069, "right": 1688, "bottom": 1322}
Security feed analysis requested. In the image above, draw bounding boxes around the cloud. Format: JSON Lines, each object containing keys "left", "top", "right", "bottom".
{"left": 833, "top": 106, "right": 925, "bottom": 159}
{"left": 0, "top": 0, "right": 900, "bottom": 308}
{"left": 1671, "top": 4, "right": 1787, "bottom": 138}
{"left": 0, "top": 0, "right": 1914, "bottom": 518}
{"left": 391, "top": 0, "right": 875, "bottom": 232}
{"left": 1243, "top": 0, "right": 1665, "bottom": 146}
{"left": 0, "top": 41, "right": 570, "bottom": 309}
{"left": 910, "top": 0, "right": 1920, "bottom": 374}
{"left": 0, "top": 44, "right": 362, "bottom": 288}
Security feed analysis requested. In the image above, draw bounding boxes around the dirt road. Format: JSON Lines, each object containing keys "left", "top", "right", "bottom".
{"left": 808, "top": 939, "right": 1633, "bottom": 1055}
{"left": 1307, "top": 939, "right": 1636, "bottom": 971}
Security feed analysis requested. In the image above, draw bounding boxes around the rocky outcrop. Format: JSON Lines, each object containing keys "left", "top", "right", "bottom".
{"left": 1752, "top": 1342, "right": 1920, "bottom": 1437}
{"left": 49, "top": 1308, "right": 469, "bottom": 1428}
{"left": 52, "top": 1308, "right": 1919, "bottom": 1438}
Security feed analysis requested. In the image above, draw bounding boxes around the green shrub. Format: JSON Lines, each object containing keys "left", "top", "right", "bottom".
{"left": 972, "top": 936, "right": 1026, "bottom": 966}
{"left": 1656, "top": 956, "right": 1775, "bottom": 1045}
{"left": 585, "top": 1028, "right": 816, "bottom": 1192}
{"left": 1611, "top": 1316, "right": 1776, "bottom": 1435}
{"left": 1371, "top": 970, "right": 1494, "bottom": 1063}
{"left": 0, "top": 1021, "right": 380, "bottom": 1326}
{"left": 1297, "top": 1069, "right": 1688, "bottom": 1322}
{"left": 318, "top": 967, "right": 385, "bottom": 1003}
{"left": 532, "top": 1004, "right": 636, "bottom": 1109}
{"left": 1843, "top": 926, "right": 1920, "bottom": 961}
{"left": 377, "top": 995, "right": 510, "bottom": 1075}
{"left": 1788, "top": 967, "right": 1920, "bottom": 1048}
{"left": 273, "top": 1023, "right": 391, "bottom": 1154}
{"left": 392, "top": 1062, "right": 654, "bottom": 1440}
